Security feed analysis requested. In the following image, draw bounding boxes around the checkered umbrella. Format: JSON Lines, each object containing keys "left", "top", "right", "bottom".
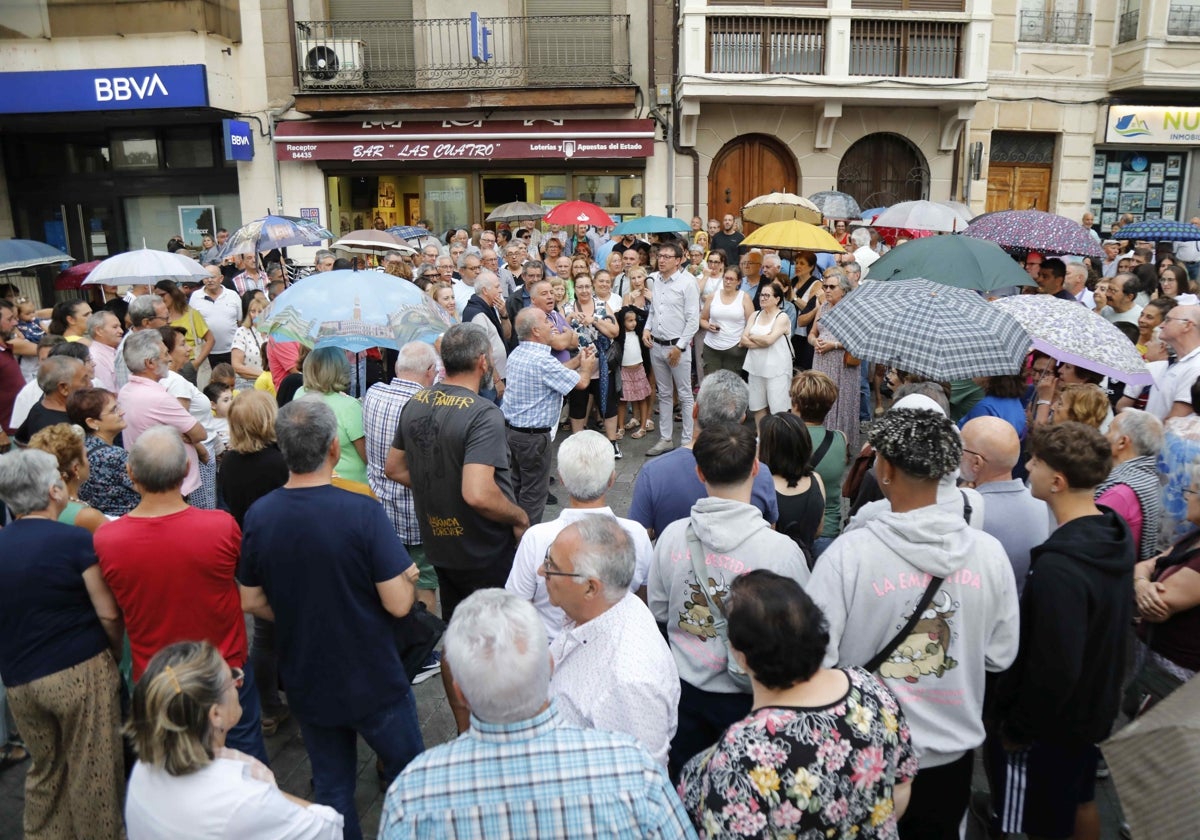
{"left": 962, "top": 209, "right": 1104, "bottom": 258}
{"left": 818, "top": 279, "right": 1030, "bottom": 380}
{"left": 991, "top": 294, "right": 1152, "bottom": 385}
{"left": 1111, "top": 219, "right": 1200, "bottom": 242}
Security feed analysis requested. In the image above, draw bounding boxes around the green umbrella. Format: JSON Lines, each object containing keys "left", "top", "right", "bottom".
{"left": 868, "top": 235, "right": 1036, "bottom": 292}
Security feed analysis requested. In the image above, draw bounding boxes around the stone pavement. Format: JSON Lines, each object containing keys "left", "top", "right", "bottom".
{"left": 0, "top": 423, "right": 1128, "bottom": 838}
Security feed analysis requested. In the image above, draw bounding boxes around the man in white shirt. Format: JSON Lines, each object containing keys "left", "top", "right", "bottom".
{"left": 642, "top": 242, "right": 701, "bottom": 455}
{"left": 189, "top": 266, "right": 243, "bottom": 368}
{"left": 505, "top": 430, "right": 652, "bottom": 643}
{"left": 451, "top": 254, "right": 481, "bottom": 318}
{"left": 849, "top": 227, "right": 879, "bottom": 273}
{"left": 1146, "top": 304, "right": 1200, "bottom": 420}
{"left": 1065, "top": 261, "right": 1094, "bottom": 309}
{"left": 543, "top": 514, "right": 679, "bottom": 766}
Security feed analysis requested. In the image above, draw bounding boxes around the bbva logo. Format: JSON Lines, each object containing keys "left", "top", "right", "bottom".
{"left": 94, "top": 74, "right": 169, "bottom": 102}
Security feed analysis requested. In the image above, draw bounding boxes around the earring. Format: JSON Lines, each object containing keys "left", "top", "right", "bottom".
{"left": 881, "top": 477, "right": 891, "bottom": 485}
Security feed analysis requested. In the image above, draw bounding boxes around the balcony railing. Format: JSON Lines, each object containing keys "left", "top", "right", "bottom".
{"left": 1168, "top": 4, "right": 1200, "bottom": 35}
{"left": 848, "top": 20, "right": 963, "bottom": 77}
{"left": 1017, "top": 10, "right": 1093, "bottom": 44}
{"left": 1118, "top": 9, "right": 1140, "bottom": 42}
{"left": 707, "top": 17, "right": 826, "bottom": 74}
{"left": 295, "top": 17, "right": 631, "bottom": 92}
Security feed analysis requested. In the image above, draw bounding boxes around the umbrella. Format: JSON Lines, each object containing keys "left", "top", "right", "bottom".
{"left": 543, "top": 201, "right": 615, "bottom": 227}
{"left": 82, "top": 249, "right": 209, "bottom": 286}
{"left": 333, "top": 229, "right": 416, "bottom": 254}
{"left": 739, "top": 220, "right": 846, "bottom": 254}
{"left": 1102, "top": 673, "right": 1200, "bottom": 839}
{"left": 1109, "top": 219, "right": 1200, "bottom": 242}
{"left": 990, "top": 294, "right": 1152, "bottom": 385}
{"left": 963, "top": 209, "right": 1104, "bottom": 259}
{"left": 742, "top": 193, "right": 823, "bottom": 226}
{"left": 818, "top": 279, "right": 1030, "bottom": 380}
{"left": 808, "top": 191, "right": 862, "bottom": 220}
{"left": 259, "top": 268, "right": 447, "bottom": 352}
{"left": 870, "top": 200, "right": 972, "bottom": 233}
{"left": 868, "top": 236, "right": 1036, "bottom": 291}
{"left": 939, "top": 200, "right": 974, "bottom": 219}
{"left": 609, "top": 215, "right": 691, "bottom": 236}
{"left": 0, "top": 239, "right": 74, "bottom": 272}
{"left": 215, "top": 214, "right": 333, "bottom": 260}
{"left": 485, "top": 201, "right": 548, "bottom": 223}
{"left": 54, "top": 260, "right": 103, "bottom": 291}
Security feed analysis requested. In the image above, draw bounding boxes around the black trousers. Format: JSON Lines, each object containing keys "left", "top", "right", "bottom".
{"left": 898, "top": 749, "right": 974, "bottom": 840}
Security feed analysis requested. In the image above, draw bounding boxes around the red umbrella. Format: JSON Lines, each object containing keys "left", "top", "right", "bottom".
{"left": 54, "top": 260, "right": 102, "bottom": 291}
{"left": 543, "top": 201, "right": 614, "bottom": 227}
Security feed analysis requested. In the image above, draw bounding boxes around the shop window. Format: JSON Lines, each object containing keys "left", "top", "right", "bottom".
{"left": 68, "top": 140, "right": 111, "bottom": 174}
{"left": 1090, "top": 150, "right": 1186, "bottom": 233}
{"left": 164, "top": 127, "right": 215, "bottom": 170}
{"left": 111, "top": 132, "right": 160, "bottom": 170}
{"left": 423, "top": 177, "right": 471, "bottom": 236}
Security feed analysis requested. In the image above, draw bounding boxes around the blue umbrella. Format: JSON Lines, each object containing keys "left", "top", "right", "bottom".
{"left": 215, "top": 215, "right": 332, "bottom": 261}
{"left": 1111, "top": 219, "right": 1200, "bottom": 242}
{"left": 610, "top": 215, "right": 691, "bottom": 236}
{"left": 259, "top": 269, "right": 447, "bottom": 352}
{"left": 0, "top": 239, "right": 74, "bottom": 272}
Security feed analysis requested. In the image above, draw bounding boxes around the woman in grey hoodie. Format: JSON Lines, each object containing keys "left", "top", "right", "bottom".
{"left": 807, "top": 408, "right": 1020, "bottom": 840}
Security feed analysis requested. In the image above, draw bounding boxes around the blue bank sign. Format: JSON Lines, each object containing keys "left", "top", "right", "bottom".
{"left": 223, "top": 119, "right": 254, "bottom": 161}
{"left": 0, "top": 65, "right": 208, "bottom": 114}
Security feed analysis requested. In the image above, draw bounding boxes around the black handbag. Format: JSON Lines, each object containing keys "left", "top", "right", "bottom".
{"left": 394, "top": 601, "right": 447, "bottom": 684}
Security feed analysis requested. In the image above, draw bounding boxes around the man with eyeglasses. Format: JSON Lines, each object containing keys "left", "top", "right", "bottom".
{"left": 960, "top": 416, "right": 1048, "bottom": 596}
{"left": 453, "top": 253, "right": 483, "bottom": 318}
{"left": 112, "top": 294, "right": 171, "bottom": 389}
{"left": 642, "top": 242, "right": 701, "bottom": 456}
{"left": 499, "top": 244, "right": 523, "bottom": 295}
{"left": 1146, "top": 304, "right": 1200, "bottom": 420}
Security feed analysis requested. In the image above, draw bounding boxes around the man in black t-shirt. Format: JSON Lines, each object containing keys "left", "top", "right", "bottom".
{"left": 710, "top": 213, "right": 745, "bottom": 267}
{"left": 15, "top": 356, "right": 88, "bottom": 445}
{"left": 386, "top": 322, "right": 529, "bottom": 732}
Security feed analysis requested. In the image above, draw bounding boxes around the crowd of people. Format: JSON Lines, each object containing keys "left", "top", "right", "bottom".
{"left": 0, "top": 211, "right": 1198, "bottom": 840}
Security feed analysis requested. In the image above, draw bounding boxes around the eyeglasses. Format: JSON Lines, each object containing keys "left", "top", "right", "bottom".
{"left": 822, "top": 284, "right": 840, "bottom": 290}
{"left": 542, "top": 551, "right": 584, "bottom": 580}
{"left": 224, "top": 667, "right": 245, "bottom": 692}
{"left": 707, "top": 259, "right": 722, "bottom": 265}
{"left": 1163, "top": 316, "right": 1192, "bottom": 325}
{"left": 962, "top": 448, "right": 988, "bottom": 462}
{"left": 1184, "top": 487, "right": 1200, "bottom": 497}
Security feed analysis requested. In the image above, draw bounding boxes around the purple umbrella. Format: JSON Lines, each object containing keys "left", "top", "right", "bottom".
{"left": 962, "top": 209, "right": 1103, "bottom": 259}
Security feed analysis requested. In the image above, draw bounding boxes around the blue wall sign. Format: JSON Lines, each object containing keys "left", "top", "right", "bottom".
{"left": 0, "top": 65, "right": 208, "bottom": 114}
{"left": 223, "top": 119, "right": 254, "bottom": 161}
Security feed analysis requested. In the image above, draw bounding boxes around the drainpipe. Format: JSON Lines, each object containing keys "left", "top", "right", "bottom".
{"left": 670, "top": 0, "right": 700, "bottom": 217}
{"left": 268, "top": 97, "right": 295, "bottom": 212}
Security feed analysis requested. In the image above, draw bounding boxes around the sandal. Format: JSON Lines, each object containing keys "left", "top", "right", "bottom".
{"left": 631, "top": 428, "right": 647, "bottom": 439}
{"left": 0, "top": 743, "right": 30, "bottom": 770}
{"left": 625, "top": 417, "right": 640, "bottom": 430}
{"left": 644, "top": 419, "right": 655, "bottom": 433}
{"left": 615, "top": 428, "right": 624, "bottom": 440}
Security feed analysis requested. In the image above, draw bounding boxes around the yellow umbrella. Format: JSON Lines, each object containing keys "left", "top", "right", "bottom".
{"left": 740, "top": 220, "right": 846, "bottom": 254}
{"left": 742, "top": 192, "right": 823, "bottom": 226}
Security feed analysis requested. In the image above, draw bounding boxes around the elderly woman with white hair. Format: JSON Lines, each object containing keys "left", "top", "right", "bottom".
{"left": 809, "top": 268, "right": 863, "bottom": 456}
{"left": 0, "top": 448, "right": 126, "bottom": 839}
{"left": 294, "top": 346, "right": 368, "bottom": 485}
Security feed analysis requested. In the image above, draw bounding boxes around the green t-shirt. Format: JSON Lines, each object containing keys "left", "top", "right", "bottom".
{"left": 809, "top": 425, "right": 849, "bottom": 538}
{"left": 293, "top": 387, "right": 368, "bottom": 485}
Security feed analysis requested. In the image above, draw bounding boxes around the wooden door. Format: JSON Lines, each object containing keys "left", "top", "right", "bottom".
{"left": 985, "top": 164, "right": 1052, "bottom": 213}
{"left": 708, "top": 134, "right": 798, "bottom": 230}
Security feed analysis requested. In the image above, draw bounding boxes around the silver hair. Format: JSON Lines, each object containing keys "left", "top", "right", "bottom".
{"left": 892, "top": 382, "right": 951, "bottom": 415}
{"left": 521, "top": 260, "right": 546, "bottom": 278}
{"left": 473, "top": 271, "right": 500, "bottom": 295}
{"left": 514, "top": 308, "right": 542, "bottom": 341}
{"left": 0, "top": 449, "right": 64, "bottom": 516}
{"left": 394, "top": 341, "right": 439, "bottom": 378}
{"left": 276, "top": 396, "right": 338, "bottom": 474}
{"left": 850, "top": 228, "right": 872, "bottom": 248}
{"left": 443, "top": 589, "right": 549, "bottom": 724}
{"left": 555, "top": 430, "right": 614, "bottom": 502}
{"left": 1114, "top": 408, "right": 1164, "bottom": 457}
{"left": 829, "top": 271, "right": 854, "bottom": 294}
{"left": 314, "top": 249, "right": 334, "bottom": 263}
{"left": 128, "top": 426, "right": 190, "bottom": 492}
{"left": 123, "top": 330, "right": 166, "bottom": 374}
{"left": 382, "top": 250, "right": 406, "bottom": 262}
{"left": 696, "top": 369, "right": 749, "bottom": 428}
{"left": 36, "top": 356, "right": 83, "bottom": 395}
{"left": 843, "top": 261, "right": 861, "bottom": 274}
{"left": 566, "top": 515, "right": 634, "bottom": 603}
{"left": 762, "top": 253, "right": 781, "bottom": 269}
{"left": 85, "top": 310, "right": 117, "bottom": 338}
{"left": 128, "top": 294, "right": 162, "bottom": 327}
{"left": 458, "top": 252, "right": 482, "bottom": 271}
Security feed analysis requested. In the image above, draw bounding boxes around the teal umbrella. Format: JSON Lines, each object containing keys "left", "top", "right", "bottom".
{"left": 868, "top": 235, "right": 1036, "bottom": 292}
{"left": 610, "top": 215, "right": 691, "bottom": 236}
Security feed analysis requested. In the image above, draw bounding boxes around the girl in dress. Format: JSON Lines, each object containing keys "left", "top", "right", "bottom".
{"left": 616, "top": 307, "right": 653, "bottom": 438}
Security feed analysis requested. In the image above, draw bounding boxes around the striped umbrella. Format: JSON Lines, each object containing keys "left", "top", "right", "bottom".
{"left": 818, "top": 279, "right": 1030, "bottom": 380}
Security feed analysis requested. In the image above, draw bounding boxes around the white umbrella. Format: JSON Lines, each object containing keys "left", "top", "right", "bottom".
{"left": 871, "top": 200, "right": 972, "bottom": 233}
{"left": 741, "top": 193, "right": 823, "bottom": 226}
{"left": 82, "top": 249, "right": 209, "bottom": 286}
{"left": 333, "top": 229, "right": 417, "bottom": 255}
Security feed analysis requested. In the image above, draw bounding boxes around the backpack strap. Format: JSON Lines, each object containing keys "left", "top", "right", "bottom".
{"left": 864, "top": 575, "right": 945, "bottom": 673}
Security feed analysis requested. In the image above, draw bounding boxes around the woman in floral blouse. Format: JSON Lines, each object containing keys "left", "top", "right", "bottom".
{"left": 66, "top": 387, "right": 140, "bottom": 517}
{"left": 679, "top": 570, "right": 917, "bottom": 839}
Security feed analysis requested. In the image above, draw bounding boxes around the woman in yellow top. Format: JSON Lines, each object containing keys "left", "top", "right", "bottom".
{"left": 155, "top": 280, "right": 214, "bottom": 384}
{"left": 48, "top": 299, "right": 92, "bottom": 341}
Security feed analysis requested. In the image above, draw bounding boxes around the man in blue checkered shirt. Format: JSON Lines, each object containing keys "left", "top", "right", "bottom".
{"left": 378, "top": 589, "right": 698, "bottom": 840}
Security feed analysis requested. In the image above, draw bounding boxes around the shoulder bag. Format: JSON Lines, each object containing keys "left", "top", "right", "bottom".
{"left": 685, "top": 525, "right": 753, "bottom": 692}
{"left": 864, "top": 575, "right": 945, "bottom": 673}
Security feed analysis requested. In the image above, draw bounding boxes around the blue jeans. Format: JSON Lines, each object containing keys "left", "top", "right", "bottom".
{"left": 812, "top": 535, "right": 835, "bottom": 559}
{"left": 859, "top": 363, "right": 872, "bottom": 421}
{"left": 298, "top": 687, "right": 424, "bottom": 840}
{"left": 226, "top": 663, "right": 269, "bottom": 766}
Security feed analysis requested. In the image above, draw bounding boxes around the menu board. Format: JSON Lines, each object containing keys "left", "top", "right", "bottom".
{"left": 1092, "top": 151, "right": 1186, "bottom": 233}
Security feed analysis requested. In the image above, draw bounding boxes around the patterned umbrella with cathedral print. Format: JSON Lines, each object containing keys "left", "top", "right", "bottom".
{"left": 259, "top": 268, "right": 447, "bottom": 352}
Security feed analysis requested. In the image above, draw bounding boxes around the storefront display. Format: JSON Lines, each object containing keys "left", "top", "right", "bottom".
{"left": 1096, "top": 105, "right": 1198, "bottom": 233}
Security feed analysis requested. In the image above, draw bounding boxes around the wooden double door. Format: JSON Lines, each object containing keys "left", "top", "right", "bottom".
{"left": 707, "top": 134, "right": 798, "bottom": 229}
{"left": 986, "top": 164, "right": 1052, "bottom": 213}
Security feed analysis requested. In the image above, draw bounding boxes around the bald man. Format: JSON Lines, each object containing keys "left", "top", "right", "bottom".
{"left": 1147, "top": 304, "right": 1200, "bottom": 420}
{"left": 960, "top": 417, "right": 1049, "bottom": 594}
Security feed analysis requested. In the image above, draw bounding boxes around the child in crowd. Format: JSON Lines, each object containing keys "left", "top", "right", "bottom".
{"left": 616, "top": 306, "right": 653, "bottom": 439}
{"left": 202, "top": 381, "right": 232, "bottom": 458}
{"left": 15, "top": 299, "right": 46, "bottom": 381}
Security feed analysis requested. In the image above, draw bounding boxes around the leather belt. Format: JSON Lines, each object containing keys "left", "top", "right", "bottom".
{"left": 505, "top": 421, "right": 551, "bottom": 435}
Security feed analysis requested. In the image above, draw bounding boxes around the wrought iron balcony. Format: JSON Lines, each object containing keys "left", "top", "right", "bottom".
{"left": 1017, "top": 10, "right": 1092, "bottom": 44}
{"left": 1118, "top": 9, "right": 1140, "bottom": 42}
{"left": 295, "top": 16, "right": 632, "bottom": 92}
{"left": 707, "top": 16, "right": 826, "bottom": 74}
{"left": 849, "top": 20, "right": 963, "bottom": 78}
{"left": 1168, "top": 4, "right": 1200, "bottom": 36}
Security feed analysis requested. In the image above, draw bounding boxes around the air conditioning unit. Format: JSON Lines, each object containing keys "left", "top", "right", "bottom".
{"left": 299, "top": 39, "right": 365, "bottom": 88}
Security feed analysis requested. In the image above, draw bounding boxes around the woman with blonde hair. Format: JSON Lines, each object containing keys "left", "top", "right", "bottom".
{"left": 427, "top": 281, "right": 457, "bottom": 326}
{"left": 230, "top": 290, "right": 268, "bottom": 391}
{"left": 124, "top": 640, "right": 343, "bottom": 839}
{"left": 155, "top": 279, "right": 214, "bottom": 384}
{"left": 1053, "top": 383, "right": 1110, "bottom": 429}
{"left": 295, "top": 348, "right": 369, "bottom": 485}
{"left": 28, "top": 423, "right": 109, "bottom": 533}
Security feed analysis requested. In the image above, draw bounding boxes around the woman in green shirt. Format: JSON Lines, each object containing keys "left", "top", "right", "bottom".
{"left": 293, "top": 347, "right": 369, "bottom": 485}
